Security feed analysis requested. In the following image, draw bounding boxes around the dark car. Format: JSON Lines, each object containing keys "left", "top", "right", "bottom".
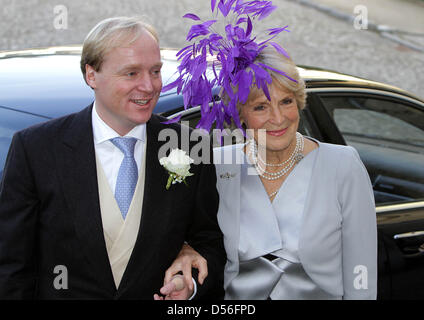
{"left": 1, "top": 46, "right": 424, "bottom": 299}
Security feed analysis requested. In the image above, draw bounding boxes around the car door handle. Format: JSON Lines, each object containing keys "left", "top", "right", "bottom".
{"left": 403, "top": 247, "right": 424, "bottom": 259}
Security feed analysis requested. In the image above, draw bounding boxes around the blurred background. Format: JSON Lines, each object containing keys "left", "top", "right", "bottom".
{"left": 1, "top": 0, "right": 423, "bottom": 98}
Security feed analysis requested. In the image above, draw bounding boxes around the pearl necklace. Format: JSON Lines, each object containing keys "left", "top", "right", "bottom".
{"left": 257, "top": 134, "right": 302, "bottom": 167}
{"left": 247, "top": 132, "right": 304, "bottom": 183}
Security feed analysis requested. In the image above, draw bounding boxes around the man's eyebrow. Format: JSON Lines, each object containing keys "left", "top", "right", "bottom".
{"left": 117, "top": 64, "right": 140, "bottom": 73}
{"left": 117, "top": 62, "right": 163, "bottom": 73}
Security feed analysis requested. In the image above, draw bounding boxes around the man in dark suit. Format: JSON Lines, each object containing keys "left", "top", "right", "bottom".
{"left": 0, "top": 17, "right": 225, "bottom": 299}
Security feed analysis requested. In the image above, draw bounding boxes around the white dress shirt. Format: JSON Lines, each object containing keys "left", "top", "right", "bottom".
{"left": 92, "top": 102, "right": 146, "bottom": 194}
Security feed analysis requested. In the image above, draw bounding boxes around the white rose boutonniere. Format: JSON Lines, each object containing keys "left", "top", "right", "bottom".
{"left": 159, "top": 149, "right": 194, "bottom": 190}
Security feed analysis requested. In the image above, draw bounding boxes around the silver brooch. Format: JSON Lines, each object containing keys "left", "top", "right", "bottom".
{"left": 220, "top": 172, "right": 236, "bottom": 180}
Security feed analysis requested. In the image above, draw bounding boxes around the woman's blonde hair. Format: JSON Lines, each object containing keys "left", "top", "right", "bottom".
{"left": 221, "top": 45, "right": 306, "bottom": 127}
{"left": 80, "top": 16, "right": 159, "bottom": 84}
{"left": 249, "top": 46, "right": 306, "bottom": 110}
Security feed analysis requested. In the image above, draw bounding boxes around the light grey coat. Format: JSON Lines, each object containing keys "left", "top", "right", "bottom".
{"left": 213, "top": 140, "right": 377, "bottom": 299}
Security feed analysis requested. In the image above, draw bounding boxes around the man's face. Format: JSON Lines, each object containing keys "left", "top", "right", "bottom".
{"left": 86, "top": 31, "right": 163, "bottom": 135}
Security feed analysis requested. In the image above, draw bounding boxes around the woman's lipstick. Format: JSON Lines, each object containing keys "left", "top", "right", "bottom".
{"left": 267, "top": 128, "right": 288, "bottom": 137}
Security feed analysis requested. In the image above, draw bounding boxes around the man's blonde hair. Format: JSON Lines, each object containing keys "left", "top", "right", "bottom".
{"left": 80, "top": 16, "right": 159, "bottom": 84}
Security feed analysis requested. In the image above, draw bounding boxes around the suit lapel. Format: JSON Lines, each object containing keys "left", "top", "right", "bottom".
{"left": 214, "top": 145, "right": 242, "bottom": 285}
{"left": 57, "top": 104, "right": 116, "bottom": 294}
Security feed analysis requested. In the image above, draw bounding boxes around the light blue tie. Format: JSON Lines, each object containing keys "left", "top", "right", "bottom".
{"left": 111, "top": 137, "right": 138, "bottom": 219}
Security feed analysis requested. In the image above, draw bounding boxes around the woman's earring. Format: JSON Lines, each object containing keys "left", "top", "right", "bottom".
{"left": 241, "top": 119, "right": 247, "bottom": 130}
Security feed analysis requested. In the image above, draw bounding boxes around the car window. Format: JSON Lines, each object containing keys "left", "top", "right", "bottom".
{"left": 319, "top": 95, "right": 424, "bottom": 205}
{"left": 0, "top": 107, "right": 49, "bottom": 179}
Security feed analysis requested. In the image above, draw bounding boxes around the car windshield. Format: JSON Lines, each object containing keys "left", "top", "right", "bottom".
{"left": 0, "top": 106, "right": 51, "bottom": 178}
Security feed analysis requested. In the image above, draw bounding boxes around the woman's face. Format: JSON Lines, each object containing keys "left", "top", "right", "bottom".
{"left": 240, "top": 80, "right": 299, "bottom": 155}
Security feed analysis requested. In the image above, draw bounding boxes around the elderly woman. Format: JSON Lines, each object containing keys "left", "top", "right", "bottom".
{"left": 213, "top": 46, "right": 377, "bottom": 300}
{"left": 160, "top": 0, "right": 377, "bottom": 300}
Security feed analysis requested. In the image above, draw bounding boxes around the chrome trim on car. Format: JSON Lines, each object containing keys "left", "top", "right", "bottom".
{"left": 165, "top": 88, "right": 424, "bottom": 118}
{"left": 165, "top": 105, "right": 202, "bottom": 120}
{"left": 376, "top": 201, "right": 424, "bottom": 213}
{"left": 306, "top": 87, "right": 424, "bottom": 107}
{"left": 0, "top": 45, "right": 83, "bottom": 58}
{"left": 393, "top": 231, "right": 424, "bottom": 239}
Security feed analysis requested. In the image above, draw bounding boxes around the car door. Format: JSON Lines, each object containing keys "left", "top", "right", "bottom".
{"left": 163, "top": 90, "right": 424, "bottom": 299}
{"left": 310, "top": 88, "right": 424, "bottom": 299}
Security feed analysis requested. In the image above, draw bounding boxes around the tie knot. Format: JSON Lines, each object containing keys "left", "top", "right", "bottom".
{"left": 111, "top": 137, "right": 137, "bottom": 157}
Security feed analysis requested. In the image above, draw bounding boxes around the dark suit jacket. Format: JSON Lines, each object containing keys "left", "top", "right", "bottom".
{"left": 0, "top": 104, "right": 226, "bottom": 299}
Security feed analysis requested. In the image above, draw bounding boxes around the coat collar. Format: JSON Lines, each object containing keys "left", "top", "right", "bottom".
{"left": 214, "top": 140, "right": 324, "bottom": 290}
{"left": 214, "top": 145, "right": 243, "bottom": 288}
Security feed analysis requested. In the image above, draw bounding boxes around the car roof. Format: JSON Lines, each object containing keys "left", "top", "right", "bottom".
{"left": 298, "top": 66, "right": 423, "bottom": 103}
{"left": 0, "top": 46, "right": 422, "bottom": 119}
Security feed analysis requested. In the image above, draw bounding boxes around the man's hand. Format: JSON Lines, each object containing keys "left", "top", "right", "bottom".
{"left": 153, "top": 275, "right": 192, "bottom": 300}
{"left": 164, "top": 243, "right": 208, "bottom": 293}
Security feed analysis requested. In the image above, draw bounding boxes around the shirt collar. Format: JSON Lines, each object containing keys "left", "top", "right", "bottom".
{"left": 92, "top": 101, "right": 146, "bottom": 145}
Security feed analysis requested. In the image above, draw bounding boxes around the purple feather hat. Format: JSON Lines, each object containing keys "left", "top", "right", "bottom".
{"left": 162, "top": 0, "right": 296, "bottom": 132}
